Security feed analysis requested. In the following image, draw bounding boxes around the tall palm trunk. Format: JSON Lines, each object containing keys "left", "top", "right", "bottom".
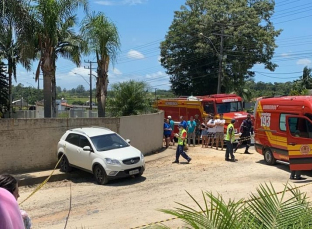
{"left": 42, "top": 73, "right": 52, "bottom": 118}
{"left": 97, "top": 58, "right": 109, "bottom": 117}
{"left": 8, "top": 58, "right": 12, "bottom": 118}
{"left": 41, "top": 48, "right": 54, "bottom": 118}
{"left": 51, "top": 75, "right": 57, "bottom": 117}
{"left": 96, "top": 72, "right": 108, "bottom": 117}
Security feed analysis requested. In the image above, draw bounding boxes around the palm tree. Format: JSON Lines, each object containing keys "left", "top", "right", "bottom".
{"left": 31, "top": 0, "right": 87, "bottom": 118}
{"left": 0, "top": 0, "right": 34, "bottom": 117}
{"left": 0, "top": 61, "right": 8, "bottom": 116}
{"left": 107, "top": 80, "right": 151, "bottom": 116}
{"left": 81, "top": 12, "right": 120, "bottom": 117}
{"left": 153, "top": 182, "right": 312, "bottom": 229}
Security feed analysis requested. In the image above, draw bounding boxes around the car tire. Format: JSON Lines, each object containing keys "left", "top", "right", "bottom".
{"left": 264, "top": 148, "right": 276, "bottom": 165}
{"left": 93, "top": 165, "right": 109, "bottom": 185}
{"left": 60, "top": 155, "right": 72, "bottom": 172}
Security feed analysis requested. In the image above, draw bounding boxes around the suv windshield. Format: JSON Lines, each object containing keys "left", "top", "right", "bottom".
{"left": 90, "top": 133, "right": 129, "bottom": 151}
{"left": 216, "top": 102, "right": 243, "bottom": 113}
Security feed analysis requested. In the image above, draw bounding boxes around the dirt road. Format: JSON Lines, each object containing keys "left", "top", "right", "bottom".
{"left": 19, "top": 146, "right": 312, "bottom": 229}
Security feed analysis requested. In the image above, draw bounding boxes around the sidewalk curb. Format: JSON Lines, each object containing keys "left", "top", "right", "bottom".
{"left": 17, "top": 172, "right": 81, "bottom": 187}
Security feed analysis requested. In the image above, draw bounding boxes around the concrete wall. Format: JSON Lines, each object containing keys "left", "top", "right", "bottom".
{"left": 0, "top": 112, "right": 163, "bottom": 173}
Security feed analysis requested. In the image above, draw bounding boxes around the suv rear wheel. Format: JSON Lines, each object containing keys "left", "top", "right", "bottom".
{"left": 93, "top": 165, "right": 109, "bottom": 185}
{"left": 264, "top": 148, "right": 276, "bottom": 165}
{"left": 60, "top": 155, "right": 72, "bottom": 172}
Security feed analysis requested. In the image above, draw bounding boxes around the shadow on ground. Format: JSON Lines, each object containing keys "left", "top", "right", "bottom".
{"left": 60, "top": 169, "right": 147, "bottom": 186}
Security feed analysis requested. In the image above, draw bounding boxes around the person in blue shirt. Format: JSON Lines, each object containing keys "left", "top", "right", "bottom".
{"left": 179, "top": 116, "right": 187, "bottom": 129}
{"left": 164, "top": 118, "right": 172, "bottom": 148}
{"left": 187, "top": 116, "right": 196, "bottom": 146}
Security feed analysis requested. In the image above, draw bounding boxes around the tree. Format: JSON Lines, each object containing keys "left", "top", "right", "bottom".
{"left": 81, "top": 11, "right": 120, "bottom": 117}
{"left": 160, "top": 0, "right": 281, "bottom": 96}
{"left": 154, "top": 183, "right": 312, "bottom": 229}
{"left": 0, "top": 0, "right": 34, "bottom": 117}
{"left": 300, "top": 66, "right": 312, "bottom": 90}
{"left": 107, "top": 80, "right": 151, "bottom": 116}
{"left": 0, "top": 62, "right": 8, "bottom": 116}
{"left": 31, "top": 0, "right": 87, "bottom": 118}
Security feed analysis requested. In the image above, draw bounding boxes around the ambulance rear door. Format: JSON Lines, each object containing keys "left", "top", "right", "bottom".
{"left": 286, "top": 115, "right": 312, "bottom": 171}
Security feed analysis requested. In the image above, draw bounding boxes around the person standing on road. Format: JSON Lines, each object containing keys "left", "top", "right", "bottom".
{"left": 172, "top": 124, "right": 192, "bottom": 164}
{"left": 225, "top": 119, "right": 236, "bottom": 162}
{"left": 168, "top": 116, "right": 175, "bottom": 146}
{"left": 163, "top": 118, "right": 172, "bottom": 148}
{"left": 201, "top": 117, "right": 209, "bottom": 148}
{"left": 290, "top": 170, "right": 303, "bottom": 180}
{"left": 187, "top": 116, "right": 196, "bottom": 147}
{"left": 207, "top": 114, "right": 216, "bottom": 148}
{"left": 234, "top": 113, "right": 254, "bottom": 154}
{"left": 215, "top": 113, "right": 225, "bottom": 150}
{"left": 179, "top": 116, "right": 187, "bottom": 129}
{"left": 194, "top": 114, "right": 201, "bottom": 145}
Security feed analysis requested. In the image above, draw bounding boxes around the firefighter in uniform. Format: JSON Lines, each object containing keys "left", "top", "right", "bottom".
{"left": 234, "top": 113, "right": 253, "bottom": 154}
{"left": 225, "top": 119, "right": 236, "bottom": 162}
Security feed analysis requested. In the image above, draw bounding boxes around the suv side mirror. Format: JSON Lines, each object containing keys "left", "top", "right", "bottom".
{"left": 125, "top": 139, "right": 131, "bottom": 144}
{"left": 83, "top": 146, "right": 93, "bottom": 152}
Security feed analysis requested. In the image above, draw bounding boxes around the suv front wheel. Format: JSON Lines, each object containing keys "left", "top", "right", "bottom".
{"left": 93, "top": 165, "right": 109, "bottom": 185}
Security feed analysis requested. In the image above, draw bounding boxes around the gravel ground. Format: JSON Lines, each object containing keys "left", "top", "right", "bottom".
{"left": 18, "top": 145, "right": 312, "bottom": 229}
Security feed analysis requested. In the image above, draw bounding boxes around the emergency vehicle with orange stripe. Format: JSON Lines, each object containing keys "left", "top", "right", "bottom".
{"left": 155, "top": 94, "right": 251, "bottom": 139}
{"left": 254, "top": 96, "right": 312, "bottom": 171}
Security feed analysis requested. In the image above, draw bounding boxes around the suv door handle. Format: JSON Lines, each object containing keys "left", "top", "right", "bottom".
{"left": 289, "top": 142, "right": 296, "bottom": 146}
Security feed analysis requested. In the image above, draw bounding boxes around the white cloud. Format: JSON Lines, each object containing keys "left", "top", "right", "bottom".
{"left": 127, "top": 49, "right": 145, "bottom": 59}
{"left": 158, "top": 56, "right": 161, "bottom": 62}
{"left": 113, "top": 68, "right": 122, "bottom": 75}
{"left": 94, "top": 1, "right": 114, "bottom": 5}
{"left": 281, "top": 53, "right": 291, "bottom": 58}
{"left": 146, "top": 71, "right": 167, "bottom": 79}
{"left": 95, "top": 0, "right": 147, "bottom": 6}
{"left": 297, "top": 58, "right": 311, "bottom": 66}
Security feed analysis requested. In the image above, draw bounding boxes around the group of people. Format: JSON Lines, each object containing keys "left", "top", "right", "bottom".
{"left": 164, "top": 113, "right": 254, "bottom": 164}
{"left": 0, "top": 174, "right": 31, "bottom": 229}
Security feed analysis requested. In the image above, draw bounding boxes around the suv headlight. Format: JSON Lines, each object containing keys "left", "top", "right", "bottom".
{"left": 141, "top": 153, "right": 144, "bottom": 160}
{"left": 105, "top": 158, "right": 121, "bottom": 165}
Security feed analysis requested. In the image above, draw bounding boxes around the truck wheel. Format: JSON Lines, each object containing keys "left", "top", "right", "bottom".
{"left": 264, "top": 148, "right": 276, "bottom": 165}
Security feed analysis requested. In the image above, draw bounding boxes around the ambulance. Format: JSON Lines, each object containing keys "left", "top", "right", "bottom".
{"left": 155, "top": 94, "right": 251, "bottom": 139}
{"left": 254, "top": 96, "right": 312, "bottom": 171}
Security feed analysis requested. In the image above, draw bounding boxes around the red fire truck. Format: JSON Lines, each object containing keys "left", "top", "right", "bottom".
{"left": 155, "top": 94, "right": 251, "bottom": 139}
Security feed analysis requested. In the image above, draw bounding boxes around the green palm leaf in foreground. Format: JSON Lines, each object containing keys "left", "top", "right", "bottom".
{"left": 152, "top": 182, "right": 312, "bottom": 229}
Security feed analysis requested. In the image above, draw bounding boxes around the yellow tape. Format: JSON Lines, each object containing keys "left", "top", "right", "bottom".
{"left": 19, "top": 154, "right": 64, "bottom": 206}
{"left": 130, "top": 182, "right": 312, "bottom": 229}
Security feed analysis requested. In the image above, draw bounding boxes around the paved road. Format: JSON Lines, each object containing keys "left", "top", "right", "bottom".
{"left": 19, "top": 146, "right": 312, "bottom": 229}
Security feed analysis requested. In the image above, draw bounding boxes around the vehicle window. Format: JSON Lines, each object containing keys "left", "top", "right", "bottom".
{"left": 288, "top": 117, "right": 312, "bottom": 139}
{"left": 203, "top": 102, "right": 215, "bottom": 114}
{"left": 280, "top": 113, "right": 297, "bottom": 131}
{"left": 65, "top": 133, "right": 80, "bottom": 146}
{"left": 216, "top": 102, "right": 243, "bottom": 113}
{"left": 90, "top": 133, "right": 129, "bottom": 151}
{"left": 79, "top": 136, "right": 91, "bottom": 148}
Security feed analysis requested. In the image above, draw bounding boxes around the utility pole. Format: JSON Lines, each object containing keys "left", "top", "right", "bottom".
{"left": 84, "top": 60, "right": 97, "bottom": 110}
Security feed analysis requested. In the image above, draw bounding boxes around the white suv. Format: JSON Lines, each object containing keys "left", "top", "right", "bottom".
{"left": 57, "top": 127, "right": 145, "bottom": 185}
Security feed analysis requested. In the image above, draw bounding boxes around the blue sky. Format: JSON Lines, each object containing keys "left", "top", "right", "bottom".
{"left": 15, "top": 0, "right": 312, "bottom": 91}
